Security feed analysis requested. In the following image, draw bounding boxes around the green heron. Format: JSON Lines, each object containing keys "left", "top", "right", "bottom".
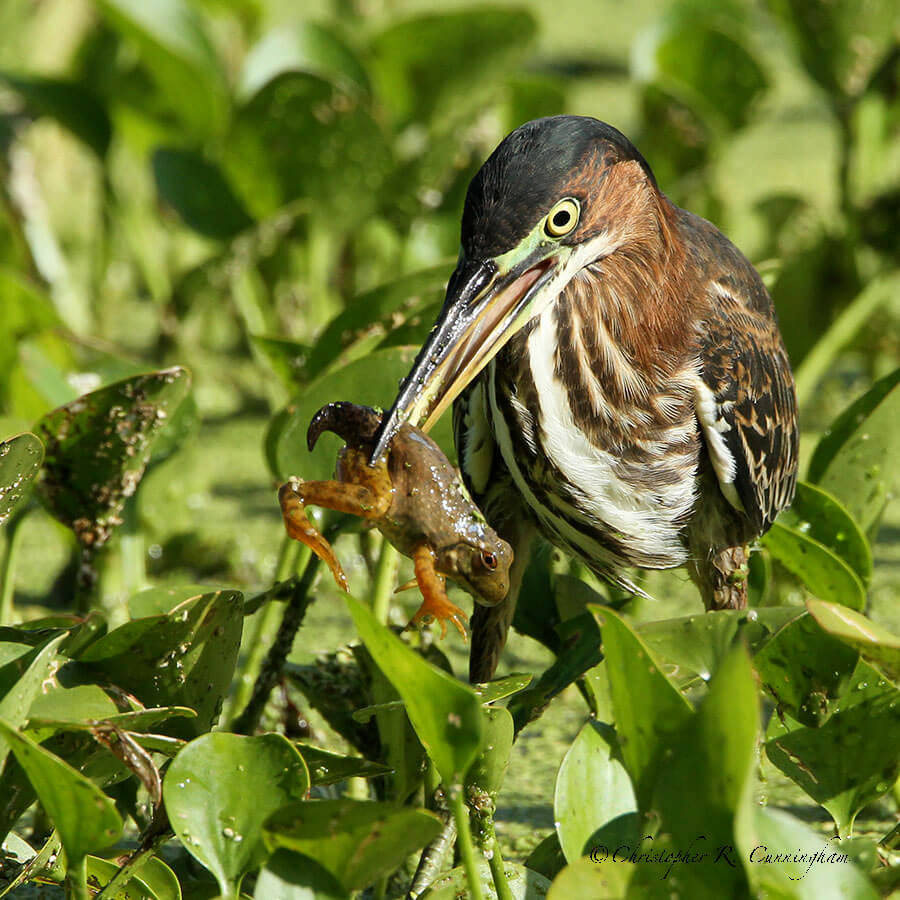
{"left": 371, "top": 116, "right": 798, "bottom": 682}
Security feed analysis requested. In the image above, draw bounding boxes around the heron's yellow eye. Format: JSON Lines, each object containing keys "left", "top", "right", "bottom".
{"left": 545, "top": 198, "right": 580, "bottom": 238}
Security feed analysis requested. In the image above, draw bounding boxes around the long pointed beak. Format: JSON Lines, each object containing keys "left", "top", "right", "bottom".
{"left": 370, "top": 250, "right": 559, "bottom": 463}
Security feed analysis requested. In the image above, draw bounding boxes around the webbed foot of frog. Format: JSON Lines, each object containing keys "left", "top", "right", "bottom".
{"left": 405, "top": 543, "right": 469, "bottom": 641}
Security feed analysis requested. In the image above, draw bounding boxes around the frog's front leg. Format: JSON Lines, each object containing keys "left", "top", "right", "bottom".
{"left": 278, "top": 477, "right": 392, "bottom": 592}
{"left": 407, "top": 542, "right": 469, "bottom": 641}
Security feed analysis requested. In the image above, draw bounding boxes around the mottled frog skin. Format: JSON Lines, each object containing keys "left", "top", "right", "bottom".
{"left": 278, "top": 402, "right": 513, "bottom": 639}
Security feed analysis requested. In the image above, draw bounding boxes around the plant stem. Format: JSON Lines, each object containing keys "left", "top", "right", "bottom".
{"left": 0, "top": 511, "right": 24, "bottom": 624}
{"left": 449, "top": 786, "right": 485, "bottom": 900}
{"left": 222, "top": 537, "right": 302, "bottom": 723}
{"left": 484, "top": 820, "right": 514, "bottom": 900}
{"left": 232, "top": 551, "right": 320, "bottom": 734}
{"left": 66, "top": 856, "right": 90, "bottom": 900}
{"left": 369, "top": 536, "right": 399, "bottom": 625}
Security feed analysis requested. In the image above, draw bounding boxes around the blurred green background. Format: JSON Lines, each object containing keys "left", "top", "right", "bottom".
{"left": 2, "top": 0, "right": 899, "bottom": 856}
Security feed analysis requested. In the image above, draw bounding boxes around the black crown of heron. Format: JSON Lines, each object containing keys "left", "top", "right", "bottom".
{"left": 372, "top": 116, "right": 798, "bottom": 682}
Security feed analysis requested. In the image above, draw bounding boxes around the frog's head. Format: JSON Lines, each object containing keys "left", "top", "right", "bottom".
{"left": 437, "top": 536, "right": 514, "bottom": 606}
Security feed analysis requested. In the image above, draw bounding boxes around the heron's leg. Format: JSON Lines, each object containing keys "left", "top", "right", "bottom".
{"left": 407, "top": 542, "right": 469, "bottom": 641}
{"left": 278, "top": 477, "right": 392, "bottom": 591}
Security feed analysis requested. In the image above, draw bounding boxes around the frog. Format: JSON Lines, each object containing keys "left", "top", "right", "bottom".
{"left": 277, "top": 401, "right": 514, "bottom": 640}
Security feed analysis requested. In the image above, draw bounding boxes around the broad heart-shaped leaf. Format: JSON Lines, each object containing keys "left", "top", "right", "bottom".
{"left": 302, "top": 265, "right": 450, "bottom": 381}
{"left": 0, "top": 432, "right": 43, "bottom": 526}
{"left": 777, "top": 482, "right": 872, "bottom": 586}
{"left": 239, "top": 23, "right": 370, "bottom": 99}
{"left": 0, "top": 73, "right": 111, "bottom": 157}
{"left": 0, "top": 720, "right": 122, "bottom": 865}
{"left": 591, "top": 607, "right": 692, "bottom": 810}
{"left": 226, "top": 72, "right": 392, "bottom": 225}
{"left": 85, "top": 853, "right": 182, "bottom": 900}
{"left": 255, "top": 849, "right": 349, "bottom": 900}
{"left": 273, "top": 346, "right": 455, "bottom": 484}
{"left": 766, "top": 0, "right": 898, "bottom": 98}
{"left": 635, "top": 19, "right": 766, "bottom": 132}
{"left": 34, "top": 367, "right": 191, "bottom": 550}
{"left": 765, "top": 660, "right": 900, "bottom": 838}
{"left": 807, "top": 598, "right": 900, "bottom": 684}
{"left": 164, "top": 732, "right": 309, "bottom": 899}
{"left": 263, "top": 799, "right": 443, "bottom": 892}
{"left": 762, "top": 521, "right": 866, "bottom": 609}
{"left": 754, "top": 612, "right": 859, "bottom": 726}
{"left": 0, "top": 634, "right": 64, "bottom": 770}
{"left": 347, "top": 594, "right": 483, "bottom": 785}
{"left": 545, "top": 856, "right": 630, "bottom": 900}
{"left": 554, "top": 720, "right": 637, "bottom": 864}
{"left": 152, "top": 149, "right": 254, "bottom": 239}
{"left": 810, "top": 366, "right": 900, "bottom": 533}
{"left": 97, "top": 0, "right": 227, "bottom": 137}
{"left": 428, "top": 860, "right": 551, "bottom": 900}
{"left": 368, "top": 8, "right": 537, "bottom": 125}
{"left": 638, "top": 606, "right": 802, "bottom": 687}
{"left": 640, "top": 646, "right": 758, "bottom": 895}
{"left": 737, "top": 807, "right": 879, "bottom": 899}
{"left": 79, "top": 588, "right": 243, "bottom": 737}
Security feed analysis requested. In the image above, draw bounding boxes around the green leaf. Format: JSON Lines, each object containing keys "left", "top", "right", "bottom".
{"left": 163, "top": 732, "right": 310, "bottom": 898}
{"left": 0, "top": 720, "right": 122, "bottom": 865}
{"left": 226, "top": 73, "right": 392, "bottom": 225}
{"left": 740, "top": 807, "right": 879, "bottom": 898}
{"left": 776, "top": 482, "right": 872, "bottom": 585}
{"left": 273, "top": 346, "right": 455, "bottom": 483}
{"left": 765, "top": 661, "right": 900, "bottom": 837}
{"left": 255, "top": 849, "right": 349, "bottom": 900}
{"left": 524, "top": 831, "right": 567, "bottom": 882}
{"left": 634, "top": 20, "right": 766, "bottom": 131}
{"left": 807, "top": 599, "right": 900, "bottom": 685}
{"left": 152, "top": 149, "right": 254, "bottom": 239}
{"left": 79, "top": 588, "right": 243, "bottom": 737}
{"left": 303, "top": 265, "right": 450, "bottom": 381}
{"left": 766, "top": 0, "right": 899, "bottom": 98}
{"left": 545, "top": 856, "right": 630, "bottom": 900}
{"left": 592, "top": 607, "right": 692, "bottom": 808}
{"left": 554, "top": 720, "right": 637, "bottom": 863}
{"left": 294, "top": 743, "right": 392, "bottom": 787}
{"left": 472, "top": 673, "right": 533, "bottom": 705}
{"left": 84, "top": 853, "right": 182, "bottom": 900}
{"left": 240, "top": 24, "right": 370, "bottom": 98}
{"left": 638, "top": 606, "right": 802, "bottom": 686}
{"left": 793, "top": 275, "right": 900, "bottom": 409}
{"left": 368, "top": 9, "right": 537, "bottom": 125}
{"left": 754, "top": 613, "right": 859, "bottom": 726}
{"left": 97, "top": 0, "right": 227, "bottom": 136}
{"left": 762, "top": 521, "right": 866, "bottom": 609}
{"left": 250, "top": 336, "right": 313, "bottom": 391}
{"left": 263, "top": 798, "right": 443, "bottom": 892}
{"left": 34, "top": 367, "right": 191, "bottom": 550}
{"left": 0, "top": 73, "right": 111, "bottom": 156}
{"left": 809, "top": 365, "right": 900, "bottom": 532}
{"left": 645, "top": 646, "right": 758, "bottom": 895}
{"left": 0, "top": 635, "right": 63, "bottom": 770}
{"left": 466, "top": 705, "right": 514, "bottom": 800}
{"left": 429, "top": 860, "right": 551, "bottom": 899}
{"left": 347, "top": 594, "right": 483, "bottom": 784}
{"left": 0, "top": 432, "right": 43, "bottom": 526}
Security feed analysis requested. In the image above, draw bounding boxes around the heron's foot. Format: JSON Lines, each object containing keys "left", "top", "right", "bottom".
{"left": 406, "top": 543, "right": 469, "bottom": 641}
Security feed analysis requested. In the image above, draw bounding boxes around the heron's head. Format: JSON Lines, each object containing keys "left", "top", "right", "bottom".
{"left": 371, "top": 115, "right": 663, "bottom": 461}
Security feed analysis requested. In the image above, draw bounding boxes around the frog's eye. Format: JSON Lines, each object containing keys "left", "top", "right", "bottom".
{"left": 544, "top": 198, "right": 580, "bottom": 238}
{"left": 481, "top": 551, "right": 498, "bottom": 570}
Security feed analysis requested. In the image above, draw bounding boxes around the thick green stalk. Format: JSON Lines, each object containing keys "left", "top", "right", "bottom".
{"left": 484, "top": 821, "right": 514, "bottom": 900}
{"left": 369, "top": 536, "right": 400, "bottom": 624}
{"left": 66, "top": 856, "right": 90, "bottom": 900}
{"left": 450, "top": 787, "right": 485, "bottom": 900}
{"left": 0, "top": 512, "right": 24, "bottom": 624}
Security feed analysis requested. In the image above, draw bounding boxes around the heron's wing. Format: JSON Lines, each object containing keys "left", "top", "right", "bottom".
{"left": 697, "top": 288, "right": 799, "bottom": 534}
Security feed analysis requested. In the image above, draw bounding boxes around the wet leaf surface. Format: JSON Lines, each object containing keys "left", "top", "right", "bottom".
{"left": 0, "top": 432, "right": 43, "bottom": 527}
{"left": 34, "top": 368, "right": 191, "bottom": 550}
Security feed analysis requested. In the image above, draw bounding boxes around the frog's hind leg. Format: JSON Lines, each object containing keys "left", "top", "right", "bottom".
{"left": 278, "top": 477, "right": 391, "bottom": 592}
{"left": 407, "top": 542, "right": 469, "bottom": 641}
